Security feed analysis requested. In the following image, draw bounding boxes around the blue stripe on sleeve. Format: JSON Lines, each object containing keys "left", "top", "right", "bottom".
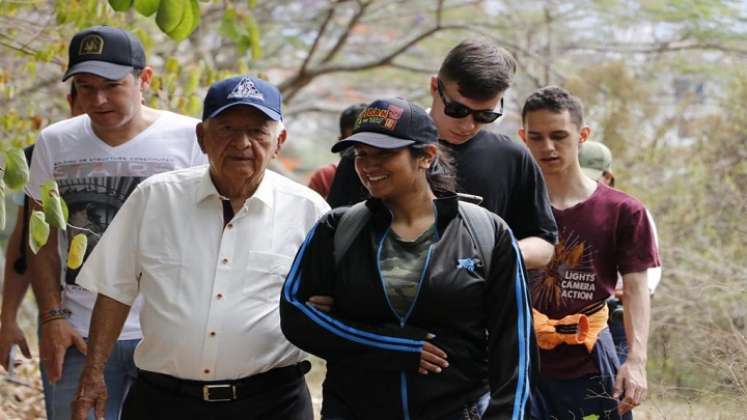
{"left": 282, "top": 222, "right": 424, "bottom": 352}
{"left": 510, "top": 235, "right": 531, "bottom": 420}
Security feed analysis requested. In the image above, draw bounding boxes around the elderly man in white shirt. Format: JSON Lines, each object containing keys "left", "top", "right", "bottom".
{"left": 71, "top": 75, "right": 329, "bottom": 420}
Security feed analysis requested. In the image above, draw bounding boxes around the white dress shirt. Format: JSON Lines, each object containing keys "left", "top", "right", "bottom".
{"left": 77, "top": 165, "right": 330, "bottom": 380}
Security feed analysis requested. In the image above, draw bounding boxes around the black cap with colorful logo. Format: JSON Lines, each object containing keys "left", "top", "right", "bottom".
{"left": 62, "top": 26, "right": 146, "bottom": 81}
{"left": 331, "top": 98, "right": 437, "bottom": 153}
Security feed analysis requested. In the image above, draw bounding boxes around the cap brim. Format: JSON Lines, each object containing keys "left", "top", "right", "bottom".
{"left": 331, "top": 132, "right": 415, "bottom": 153}
{"left": 62, "top": 61, "right": 135, "bottom": 81}
{"left": 581, "top": 167, "right": 604, "bottom": 181}
{"left": 205, "top": 102, "right": 282, "bottom": 121}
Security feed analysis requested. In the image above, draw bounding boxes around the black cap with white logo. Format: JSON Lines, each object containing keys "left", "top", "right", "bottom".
{"left": 62, "top": 26, "right": 146, "bottom": 81}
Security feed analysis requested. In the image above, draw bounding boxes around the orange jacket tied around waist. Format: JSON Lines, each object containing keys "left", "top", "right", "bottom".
{"left": 532, "top": 303, "right": 609, "bottom": 353}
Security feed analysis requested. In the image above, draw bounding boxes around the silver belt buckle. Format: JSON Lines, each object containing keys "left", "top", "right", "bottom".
{"left": 202, "top": 384, "right": 236, "bottom": 402}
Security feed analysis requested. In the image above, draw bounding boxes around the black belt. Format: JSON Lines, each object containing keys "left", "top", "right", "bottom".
{"left": 138, "top": 361, "right": 311, "bottom": 403}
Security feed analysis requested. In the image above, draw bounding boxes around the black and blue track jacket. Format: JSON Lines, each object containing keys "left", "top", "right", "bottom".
{"left": 280, "top": 195, "right": 536, "bottom": 420}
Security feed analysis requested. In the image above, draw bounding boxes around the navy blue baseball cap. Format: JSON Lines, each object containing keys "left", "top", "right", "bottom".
{"left": 62, "top": 26, "right": 145, "bottom": 81}
{"left": 202, "top": 76, "right": 283, "bottom": 121}
{"left": 331, "top": 98, "right": 437, "bottom": 153}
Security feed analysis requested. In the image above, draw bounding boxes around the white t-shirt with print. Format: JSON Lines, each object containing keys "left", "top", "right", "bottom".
{"left": 28, "top": 110, "right": 206, "bottom": 340}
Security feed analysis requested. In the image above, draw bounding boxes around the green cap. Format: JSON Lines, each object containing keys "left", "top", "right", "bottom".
{"left": 579, "top": 141, "right": 612, "bottom": 181}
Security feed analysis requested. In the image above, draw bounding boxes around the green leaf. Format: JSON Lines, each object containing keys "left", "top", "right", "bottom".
{"left": 67, "top": 233, "right": 88, "bottom": 269}
{"left": 29, "top": 210, "right": 50, "bottom": 255}
{"left": 41, "top": 180, "right": 67, "bottom": 231}
{"left": 167, "top": 0, "right": 199, "bottom": 42}
{"left": 186, "top": 94, "right": 201, "bottom": 117}
{"left": 156, "top": 0, "right": 186, "bottom": 34}
{"left": 134, "top": 0, "right": 160, "bottom": 16}
{"left": 3, "top": 147, "right": 29, "bottom": 191}
{"left": 108, "top": 0, "right": 134, "bottom": 12}
{"left": 0, "top": 179, "right": 6, "bottom": 231}
{"left": 184, "top": 67, "right": 202, "bottom": 95}
{"left": 164, "top": 56, "right": 181, "bottom": 75}
{"left": 219, "top": 8, "right": 241, "bottom": 41}
{"left": 245, "top": 12, "right": 262, "bottom": 59}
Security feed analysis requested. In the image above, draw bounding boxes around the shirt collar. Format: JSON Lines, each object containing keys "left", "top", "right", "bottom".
{"left": 194, "top": 166, "right": 275, "bottom": 209}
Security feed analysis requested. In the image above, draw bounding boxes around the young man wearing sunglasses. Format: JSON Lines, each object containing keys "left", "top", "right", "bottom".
{"left": 430, "top": 40, "right": 557, "bottom": 269}
{"left": 328, "top": 40, "right": 557, "bottom": 269}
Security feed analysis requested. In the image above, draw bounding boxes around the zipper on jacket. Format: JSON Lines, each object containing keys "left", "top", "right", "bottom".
{"left": 375, "top": 219, "right": 435, "bottom": 420}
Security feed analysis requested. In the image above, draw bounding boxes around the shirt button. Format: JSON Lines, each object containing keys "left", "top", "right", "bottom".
{"left": 216, "top": 293, "right": 223, "bottom": 299}
{"left": 204, "top": 369, "right": 211, "bottom": 374}
{"left": 227, "top": 223, "right": 234, "bottom": 229}
{"left": 209, "top": 331, "right": 216, "bottom": 337}
{"left": 222, "top": 258, "right": 229, "bottom": 264}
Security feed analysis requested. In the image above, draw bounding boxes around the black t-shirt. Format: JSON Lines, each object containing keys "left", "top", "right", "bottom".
{"left": 441, "top": 130, "right": 557, "bottom": 243}
{"left": 326, "top": 130, "right": 557, "bottom": 243}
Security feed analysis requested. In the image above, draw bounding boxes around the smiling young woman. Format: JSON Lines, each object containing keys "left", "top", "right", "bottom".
{"left": 280, "top": 98, "right": 535, "bottom": 420}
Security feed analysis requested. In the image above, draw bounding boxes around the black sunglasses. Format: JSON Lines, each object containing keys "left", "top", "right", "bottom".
{"left": 437, "top": 79, "right": 503, "bottom": 124}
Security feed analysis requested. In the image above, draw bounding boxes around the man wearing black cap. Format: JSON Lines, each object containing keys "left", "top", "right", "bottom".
{"left": 28, "top": 26, "right": 206, "bottom": 419}
{"left": 72, "top": 75, "right": 328, "bottom": 420}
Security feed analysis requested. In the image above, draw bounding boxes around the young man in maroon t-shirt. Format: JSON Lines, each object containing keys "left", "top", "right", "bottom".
{"left": 518, "top": 86, "right": 660, "bottom": 420}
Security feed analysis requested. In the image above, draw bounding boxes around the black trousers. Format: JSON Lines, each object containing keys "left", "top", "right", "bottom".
{"left": 121, "top": 370, "right": 314, "bottom": 420}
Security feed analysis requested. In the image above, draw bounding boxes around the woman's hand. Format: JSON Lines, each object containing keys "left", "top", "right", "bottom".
{"left": 307, "top": 295, "right": 334, "bottom": 313}
{"left": 418, "top": 336, "right": 448, "bottom": 375}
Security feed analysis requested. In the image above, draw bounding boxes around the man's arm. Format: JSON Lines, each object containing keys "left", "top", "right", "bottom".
{"left": 71, "top": 295, "right": 130, "bottom": 420}
{"left": 0, "top": 207, "right": 32, "bottom": 370}
{"left": 614, "top": 271, "right": 650, "bottom": 415}
{"left": 511, "top": 144, "right": 557, "bottom": 269}
{"left": 29, "top": 201, "right": 87, "bottom": 383}
{"left": 517, "top": 236, "right": 554, "bottom": 269}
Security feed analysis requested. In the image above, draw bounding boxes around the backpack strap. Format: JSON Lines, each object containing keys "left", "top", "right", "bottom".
{"left": 458, "top": 201, "right": 496, "bottom": 277}
{"left": 333, "top": 200, "right": 497, "bottom": 276}
{"left": 333, "top": 201, "right": 371, "bottom": 267}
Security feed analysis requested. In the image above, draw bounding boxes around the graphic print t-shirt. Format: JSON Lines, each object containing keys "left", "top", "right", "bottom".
{"left": 29, "top": 111, "right": 206, "bottom": 339}
{"left": 527, "top": 182, "right": 660, "bottom": 378}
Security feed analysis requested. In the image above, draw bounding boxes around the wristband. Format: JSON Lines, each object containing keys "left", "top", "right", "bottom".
{"left": 40, "top": 308, "right": 71, "bottom": 325}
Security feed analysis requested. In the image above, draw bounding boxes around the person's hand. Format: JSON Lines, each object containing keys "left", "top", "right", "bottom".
{"left": 613, "top": 359, "right": 647, "bottom": 415}
{"left": 418, "top": 335, "right": 448, "bottom": 375}
{"left": 0, "top": 320, "right": 31, "bottom": 371}
{"left": 307, "top": 295, "right": 334, "bottom": 313}
{"left": 40, "top": 319, "right": 87, "bottom": 383}
{"left": 71, "top": 366, "right": 108, "bottom": 420}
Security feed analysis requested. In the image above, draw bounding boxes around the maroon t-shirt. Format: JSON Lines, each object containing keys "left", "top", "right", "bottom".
{"left": 308, "top": 163, "right": 337, "bottom": 198}
{"left": 528, "top": 182, "right": 660, "bottom": 378}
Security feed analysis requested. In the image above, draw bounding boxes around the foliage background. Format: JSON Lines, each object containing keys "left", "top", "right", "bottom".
{"left": 1, "top": 0, "right": 746, "bottom": 418}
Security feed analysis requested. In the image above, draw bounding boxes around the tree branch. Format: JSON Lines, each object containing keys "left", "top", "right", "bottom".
{"left": 389, "top": 62, "right": 435, "bottom": 74}
{"left": 561, "top": 41, "right": 747, "bottom": 57}
{"left": 0, "top": 76, "right": 59, "bottom": 108}
{"left": 279, "top": 1, "right": 450, "bottom": 102}
{"left": 300, "top": 4, "right": 337, "bottom": 74}
{"left": 320, "top": 0, "right": 371, "bottom": 64}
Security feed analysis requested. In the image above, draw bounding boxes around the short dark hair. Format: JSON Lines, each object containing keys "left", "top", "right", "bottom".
{"left": 521, "top": 85, "right": 584, "bottom": 128}
{"left": 410, "top": 143, "right": 457, "bottom": 195}
{"left": 339, "top": 103, "right": 367, "bottom": 136}
{"left": 438, "top": 40, "right": 517, "bottom": 101}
